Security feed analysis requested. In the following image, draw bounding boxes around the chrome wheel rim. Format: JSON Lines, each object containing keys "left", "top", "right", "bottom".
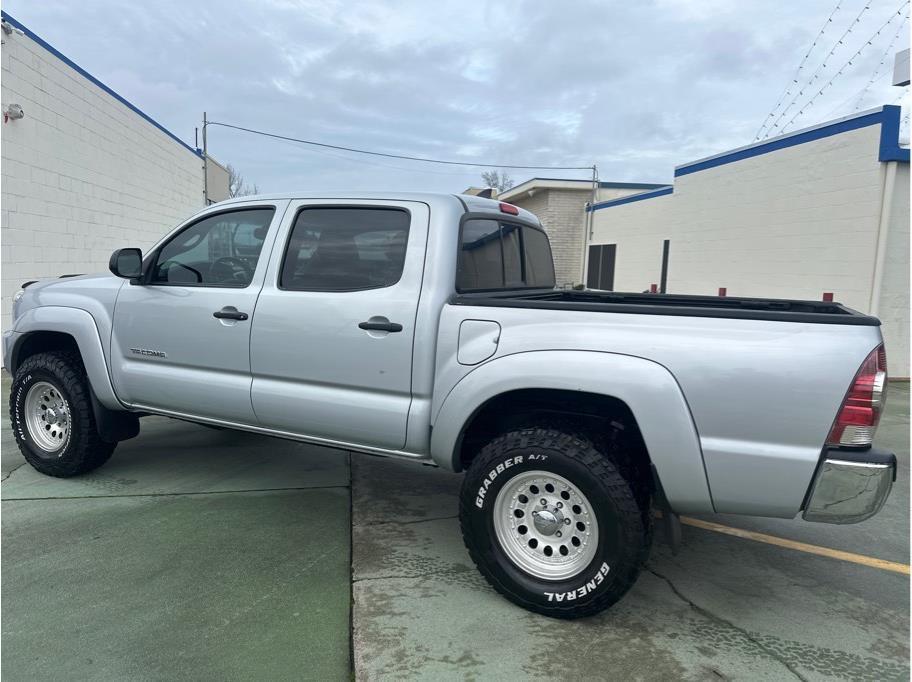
{"left": 24, "top": 381, "right": 71, "bottom": 454}
{"left": 493, "top": 470, "right": 599, "bottom": 581}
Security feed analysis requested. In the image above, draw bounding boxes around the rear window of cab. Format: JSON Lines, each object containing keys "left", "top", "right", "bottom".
{"left": 456, "top": 219, "right": 556, "bottom": 292}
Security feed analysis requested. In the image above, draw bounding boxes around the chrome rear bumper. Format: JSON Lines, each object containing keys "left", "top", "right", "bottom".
{"left": 803, "top": 447, "right": 896, "bottom": 524}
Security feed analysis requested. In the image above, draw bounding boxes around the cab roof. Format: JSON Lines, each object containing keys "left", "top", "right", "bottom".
{"left": 213, "top": 191, "right": 541, "bottom": 225}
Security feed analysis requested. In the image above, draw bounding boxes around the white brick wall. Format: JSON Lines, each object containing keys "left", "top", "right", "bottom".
{"left": 1, "top": 26, "right": 204, "bottom": 331}
{"left": 590, "top": 121, "right": 910, "bottom": 376}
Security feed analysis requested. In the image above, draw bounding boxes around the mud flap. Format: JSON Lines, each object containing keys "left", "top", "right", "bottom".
{"left": 89, "top": 387, "right": 140, "bottom": 443}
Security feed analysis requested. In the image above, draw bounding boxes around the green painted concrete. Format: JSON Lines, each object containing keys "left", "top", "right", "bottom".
{"left": 2, "top": 375, "right": 353, "bottom": 681}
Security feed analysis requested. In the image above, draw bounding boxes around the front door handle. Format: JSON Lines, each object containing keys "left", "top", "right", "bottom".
{"left": 213, "top": 307, "right": 248, "bottom": 321}
{"left": 359, "top": 320, "right": 403, "bottom": 333}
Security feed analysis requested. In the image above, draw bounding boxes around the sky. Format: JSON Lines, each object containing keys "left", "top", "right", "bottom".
{"left": 4, "top": 0, "right": 910, "bottom": 193}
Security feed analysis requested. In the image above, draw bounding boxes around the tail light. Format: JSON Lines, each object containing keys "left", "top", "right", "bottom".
{"left": 499, "top": 202, "right": 519, "bottom": 215}
{"left": 826, "top": 344, "right": 887, "bottom": 448}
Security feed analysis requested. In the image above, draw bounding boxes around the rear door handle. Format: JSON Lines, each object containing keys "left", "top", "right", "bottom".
{"left": 359, "top": 320, "right": 403, "bottom": 333}
{"left": 213, "top": 307, "right": 248, "bottom": 321}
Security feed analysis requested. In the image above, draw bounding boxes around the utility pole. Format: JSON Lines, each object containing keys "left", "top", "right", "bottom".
{"left": 202, "top": 111, "right": 208, "bottom": 205}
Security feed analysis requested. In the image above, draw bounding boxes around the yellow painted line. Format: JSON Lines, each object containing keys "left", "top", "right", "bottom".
{"left": 677, "top": 515, "right": 910, "bottom": 576}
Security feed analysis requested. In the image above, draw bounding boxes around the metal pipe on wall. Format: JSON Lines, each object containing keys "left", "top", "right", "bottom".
{"left": 868, "top": 161, "right": 898, "bottom": 317}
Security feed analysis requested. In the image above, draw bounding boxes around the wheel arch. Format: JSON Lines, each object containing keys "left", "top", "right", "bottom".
{"left": 430, "top": 350, "right": 715, "bottom": 514}
{"left": 9, "top": 307, "right": 123, "bottom": 411}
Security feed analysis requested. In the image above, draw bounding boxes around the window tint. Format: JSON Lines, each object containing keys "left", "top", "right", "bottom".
{"left": 457, "top": 219, "right": 555, "bottom": 291}
{"left": 502, "top": 224, "right": 523, "bottom": 287}
{"left": 457, "top": 219, "right": 503, "bottom": 290}
{"left": 521, "top": 226, "right": 555, "bottom": 287}
{"left": 151, "top": 208, "right": 274, "bottom": 287}
{"left": 281, "top": 207, "right": 410, "bottom": 291}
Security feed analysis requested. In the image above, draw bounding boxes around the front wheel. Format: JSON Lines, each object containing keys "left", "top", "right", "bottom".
{"left": 459, "top": 427, "right": 651, "bottom": 619}
{"left": 10, "top": 351, "right": 116, "bottom": 477}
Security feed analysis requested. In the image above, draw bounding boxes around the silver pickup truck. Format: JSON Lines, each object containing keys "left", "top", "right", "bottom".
{"left": 3, "top": 192, "right": 896, "bottom": 618}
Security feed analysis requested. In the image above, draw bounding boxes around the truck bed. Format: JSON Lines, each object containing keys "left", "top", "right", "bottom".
{"left": 451, "top": 289, "right": 880, "bottom": 326}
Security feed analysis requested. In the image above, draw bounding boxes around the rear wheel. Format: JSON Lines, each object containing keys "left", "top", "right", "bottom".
{"left": 459, "top": 427, "right": 651, "bottom": 618}
{"left": 10, "top": 351, "right": 116, "bottom": 477}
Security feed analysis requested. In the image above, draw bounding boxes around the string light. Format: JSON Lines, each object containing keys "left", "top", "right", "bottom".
{"left": 819, "top": 69, "right": 890, "bottom": 119}
{"left": 754, "top": 0, "right": 844, "bottom": 140}
{"left": 763, "top": 0, "right": 876, "bottom": 139}
{"left": 780, "top": 5, "right": 910, "bottom": 134}
{"left": 852, "top": 13, "right": 910, "bottom": 110}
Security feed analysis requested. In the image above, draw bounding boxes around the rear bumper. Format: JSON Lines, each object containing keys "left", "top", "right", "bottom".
{"left": 803, "top": 447, "right": 896, "bottom": 524}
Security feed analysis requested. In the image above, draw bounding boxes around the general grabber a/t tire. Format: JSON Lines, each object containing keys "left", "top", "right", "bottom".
{"left": 459, "top": 427, "right": 651, "bottom": 619}
{"left": 10, "top": 351, "right": 116, "bottom": 477}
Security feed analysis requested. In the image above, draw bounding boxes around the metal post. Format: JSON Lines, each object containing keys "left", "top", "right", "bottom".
{"left": 589, "top": 164, "right": 597, "bottom": 239}
{"left": 202, "top": 112, "right": 208, "bottom": 205}
{"left": 581, "top": 164, "right": 597, "bottom": 286}
{"left": 659, "top": 239, "right": 670, "bottom": 293}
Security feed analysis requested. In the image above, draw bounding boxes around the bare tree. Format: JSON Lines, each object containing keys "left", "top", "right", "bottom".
{"left": 227, "top": 164, "right": 260, "bottom": 198}
{"left": 480, "top": 170, "right": 513, "bottom": 193}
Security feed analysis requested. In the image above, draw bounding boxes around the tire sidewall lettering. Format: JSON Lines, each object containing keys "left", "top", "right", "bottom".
{"left": 12, "top": 367, "right": 73, "bottom": 460}
{"left": 466, "top": 444, "right": 626, "bottom": 609}
{"left": 544, "top": 561, "right": 610, "bottom": 602}
{"left": 474, "top": 453, "right": 550, "bottom": 509}
{"left": 12, "top": 372, "right": 36, "bottom": 445}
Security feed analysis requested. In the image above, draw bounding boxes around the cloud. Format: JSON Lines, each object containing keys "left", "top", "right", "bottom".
{"left": 4, "top": 0, "right": 909, "bottom": 194}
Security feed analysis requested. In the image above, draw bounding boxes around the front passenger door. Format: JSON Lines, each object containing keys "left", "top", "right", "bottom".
{"left": 111, "top": 203, "right": 286, "bottom": 422}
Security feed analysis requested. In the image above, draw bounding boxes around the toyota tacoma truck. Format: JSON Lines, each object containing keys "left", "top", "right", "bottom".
{"left": 4, "top": 192, "right": 896, "bottom": 618}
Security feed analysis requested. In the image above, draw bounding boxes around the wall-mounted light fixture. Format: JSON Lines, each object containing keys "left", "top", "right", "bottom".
{"left": 4, "top": 103, "right": 25, "bottom": 122}
{"left": 1, "top": 20, "right": 23, "bottom": 38}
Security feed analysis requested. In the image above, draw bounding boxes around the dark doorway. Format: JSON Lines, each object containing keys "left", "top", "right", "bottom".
{"left": 586, "top": 244, "right": 616, "bottom": 290}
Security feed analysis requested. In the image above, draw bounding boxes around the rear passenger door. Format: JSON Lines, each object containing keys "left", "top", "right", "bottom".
{"left": 250, "top": 201, "right": 429, "bottom": 450}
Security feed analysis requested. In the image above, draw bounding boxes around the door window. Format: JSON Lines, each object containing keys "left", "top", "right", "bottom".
{"left": 280, "top": 207, "right": 410, "bottom": 291}
{"left": 151, "top": 208, "right": 275, "bottom": 287}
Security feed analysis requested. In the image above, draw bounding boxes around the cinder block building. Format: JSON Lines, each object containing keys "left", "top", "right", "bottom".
{"left": 587, "top": 106, "right": 909, "bottom": 376}
{"left": 499, "top": 179, "right": 666, "bottom": 287}
{"left": 0, "top": 11, "right": 226, "bottom": 331}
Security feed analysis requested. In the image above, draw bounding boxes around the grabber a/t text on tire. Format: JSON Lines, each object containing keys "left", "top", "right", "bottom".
{"left": 10, "top": 351, "right": 116, "bottom": 477}
{"left": 459, "top": 427, "right": 651, "bottom": 618}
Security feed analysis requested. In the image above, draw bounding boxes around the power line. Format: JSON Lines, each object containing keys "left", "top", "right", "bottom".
{"left": 206, "top": 120, "right": 594, "bottom": 170}
{"left": 282, "top": 135, "right": 500, "bottom": 177}
{"left": 780, "top": 3, "right": 909, "bottom": 133}
{"left": 755, "top": 0, "right": 845, "bottom": 140}
{"left": 763, "top": 0, "right": 875, "bottom": 139}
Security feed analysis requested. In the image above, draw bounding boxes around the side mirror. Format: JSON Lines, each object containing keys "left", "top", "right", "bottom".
{"left": 109, "top": 248, "right": 143, "bottom": 279}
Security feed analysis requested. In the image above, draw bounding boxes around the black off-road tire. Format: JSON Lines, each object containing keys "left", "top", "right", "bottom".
{"left": 459, "top": 427, "right": 651, "bottom": 619}
{"left": 10, "top": 351, "right": 116, "bottom": 477}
